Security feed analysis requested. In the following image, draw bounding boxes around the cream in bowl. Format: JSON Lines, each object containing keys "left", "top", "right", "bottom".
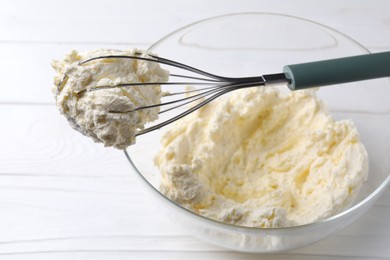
{"left": 155, "top": 87, "right": 368, "bottom": 228}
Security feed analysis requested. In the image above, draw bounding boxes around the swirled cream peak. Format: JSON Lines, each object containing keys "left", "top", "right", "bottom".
{"left": 155, "top": 87, "right": 368, "bottom": 228}
{"left": 52, "top": 49, "right": 169, "bottom": 149}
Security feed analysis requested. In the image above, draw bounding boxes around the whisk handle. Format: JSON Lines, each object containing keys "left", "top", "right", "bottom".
{"left": 283, "top": 51, "right": 390, "bottom": 90}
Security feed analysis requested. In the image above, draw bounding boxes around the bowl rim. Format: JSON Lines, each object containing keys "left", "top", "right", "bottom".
{"left": 125, "top": 12, "right": 390, "bottom": 232}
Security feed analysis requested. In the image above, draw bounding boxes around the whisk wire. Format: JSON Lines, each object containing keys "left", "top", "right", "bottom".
{"left": 79, "top": 53, "right": 287, "bottom": 136}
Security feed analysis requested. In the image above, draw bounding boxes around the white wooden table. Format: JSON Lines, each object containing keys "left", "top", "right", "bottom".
{"left": 1, "top": 0, "right": 389, "bottom": 259}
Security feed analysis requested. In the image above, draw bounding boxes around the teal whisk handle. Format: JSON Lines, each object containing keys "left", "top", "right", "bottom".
{"left": 283, "top": 51, "right": 390, "bottom": 90}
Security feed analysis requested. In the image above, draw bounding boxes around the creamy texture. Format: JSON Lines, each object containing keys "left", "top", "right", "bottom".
{"left": 155, "top": 87, "right": 368, "bottom": 228}
{"left": 52, "top": 49, "right": 169, "bottom": 149}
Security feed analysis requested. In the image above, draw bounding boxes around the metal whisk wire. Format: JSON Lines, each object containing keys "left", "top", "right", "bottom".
{"left": 79, "top": 53, "right": 287, "bottom": 135}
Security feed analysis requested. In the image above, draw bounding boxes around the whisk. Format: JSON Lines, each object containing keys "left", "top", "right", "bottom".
{"left": 80, "top": 51, "right": 390, "bottom": 136}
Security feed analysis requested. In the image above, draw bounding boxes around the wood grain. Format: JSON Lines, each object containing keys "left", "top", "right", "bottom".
{"left": 1, "top": 0, "right": 390, "bottom": 50}
{"left": 0, "top": 105, "right": 130, "bottom": 176}
{"left": 0, "top": 103, "right": 389, "bottom": 259}
{"left": 1, "top": 0, "right": 390, "bottom": 259}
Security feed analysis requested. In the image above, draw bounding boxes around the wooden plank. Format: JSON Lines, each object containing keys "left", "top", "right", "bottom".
{"left": 0, "top": 168, "right": 388, "bottom": 253}
{"left": 1, "top": 1, "right": 390, "bottom": 103}
{"left": 0, "top": 177, "right": 189, "bottom": 240}
{"left": 0, "top": 251, "right": 383, "bottom": 260}
{"left": 0, "top": 185, "right": 388, "bottom": 257}
{"left": 0, "top": 105, "right": 131, "bottom": 176}
{"left": 1, "top": 1, "right": 390, "bottom": 259}
{"left": 0, "top": 0, "right": 389, "bottom": 50}
{"left": 0, "top": 104, "right": 389, "bottom": 258}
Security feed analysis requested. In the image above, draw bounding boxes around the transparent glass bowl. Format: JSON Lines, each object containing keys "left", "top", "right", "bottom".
{"left": 125, "top": 13, "right": 390, "bottom": 253}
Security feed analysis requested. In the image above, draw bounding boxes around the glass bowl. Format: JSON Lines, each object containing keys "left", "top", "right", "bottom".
{"left": 125, "top": 13, "right": 390, "bottom": 253}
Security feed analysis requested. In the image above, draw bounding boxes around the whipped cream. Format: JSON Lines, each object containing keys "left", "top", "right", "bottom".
{"left": 52, "top": 49, "right": 169, "bottom": 149}
{"left": 155, "top": 87, "right": 368, "bottom": 228}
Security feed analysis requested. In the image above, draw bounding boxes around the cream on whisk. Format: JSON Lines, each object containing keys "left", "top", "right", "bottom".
{"left": 52, "top": 49, "right": 169, "bottom": 149}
